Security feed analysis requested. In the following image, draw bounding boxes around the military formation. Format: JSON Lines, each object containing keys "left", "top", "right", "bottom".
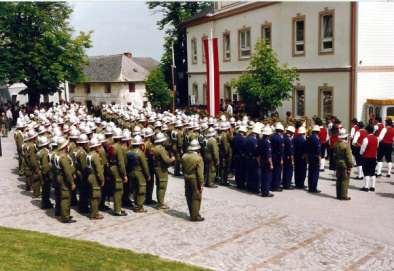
{"left": 13, "top": 103, "right": 393, "bottom": 223}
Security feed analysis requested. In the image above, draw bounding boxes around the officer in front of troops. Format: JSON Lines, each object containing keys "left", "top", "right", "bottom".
{"left": 204, "top": 127, "right": 219, "bottom": 188}
{"left": 56, "top": 137, "right": 77, "bottom": 223}
{"left": 218, "top": 122, "right": 231, "bottom": 186}
{"left": 282, "top": 126, "right": 295, "bottom": 190}
{"left": 36, "top": 136, "right": 53, "bottom": 209}
{"left": 270, "top": 123, "right": 285, "bottom": 192}
{"left": 128, "top": 135, "right": 151, "bottom": 213}
{"left": 171, "top": 120, "right": 184, "bottom": 176}
{"left": 259, "top": 126, "right": 274, "bottom": 197}
{"left": 87, "top": 137, "right": 105, "bottom": 219}
{"left": 15, "top": 121, "right": 26, "bottom": 176}
{"left": 232, "top": 125, "right": 247, "bottom": 189}
{"left": 25, "top": 129, "right": 41, "bottom": 198}
{"left": 305, "top": 125, "right": 322, "bottom": 193}
{"left": 182, "top": 139, "right": 204, "bottom": 222}
{"left": 153, "top": 132, "right": 176, "bottom": 209}
{"left": 333, "top": 129, "right": 352, "bottom": 200}
{"left": 108, "top": 128, "right": 128, "bottom": 216}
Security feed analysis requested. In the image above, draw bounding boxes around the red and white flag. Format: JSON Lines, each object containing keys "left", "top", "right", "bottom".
{"left": 203, "top": 34, "right": 220, "bottom": 117}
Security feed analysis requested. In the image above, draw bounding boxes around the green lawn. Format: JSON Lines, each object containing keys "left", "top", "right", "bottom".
{"left": 0, "top": 227, "right": 209, "bottom": 271}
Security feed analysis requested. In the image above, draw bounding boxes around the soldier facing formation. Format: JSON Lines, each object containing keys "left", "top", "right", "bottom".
{"left": 13, "top": 103, "right": 393, "bottom": 223}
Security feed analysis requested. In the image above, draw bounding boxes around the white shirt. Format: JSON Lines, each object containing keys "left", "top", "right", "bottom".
{"left": 378, "top": 127, "right": 387, "bottom": 141}
{"left": 352, "top": 131, "right": 360, "bottom": 145}
{"left": 6, "top": 110, "right": 12, "bottom": 119}
{"left": 226, "top": 104, "right": 233, "bottom": 115}
{"left": 350, "top": 126, "right": 356, "bottom": 138}
{"left": 373, "top": 123, "right": 381, "bottom": 134}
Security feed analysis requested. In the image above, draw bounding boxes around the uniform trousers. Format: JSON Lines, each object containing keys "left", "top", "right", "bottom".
{"left": 377, "top": 143, "right": 393, "bottom": 162}
{"left": 261, "top": 162, "right": 272, "bottom": 195}
{"left": 362, "top": 157, "right": 376, "bottom": 176}
{"left": 271, "top": 155, "right": 282, "bottom": 190}
{"left": 308, "top": 156, "right": 320, "bottom": 191}
{"left": 294, "top": 157, "right": 307, "bottom": 188}
{"left": 282, "top": 157, "right": 293, "bottom": 189}
{"left": 234, "top": 154, "right": 246, "bottom": 188}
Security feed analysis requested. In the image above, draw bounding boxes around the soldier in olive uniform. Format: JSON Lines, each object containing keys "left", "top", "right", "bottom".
{"left": 98, "top": 134, "right": 111, "bottom": 211}
{"left": 182, "top": 139, "right": 204, "bottom": 222}
{"left": 87, "top": 137, "right": 105, "bottom": 219}
{"left": 74, "top": 134, "right": 90, "bottom": 213}
{"left": 333, "top": 129, "right": 353, "bottom": 200}
{"left": 171, "top": 120, "right": 184, "bottom": 176}
{"left": 144, "top": 127, "right": 156, "bottom": 204}
{"left": 14, "top": 123, "right": 26, "bottom": 176}
{"left": 128, "top": 135, "right": 151, "bottom": 212}
{"left": 36, "top": 136, "right": 53, "bottom": 209}
{"left": 218, "top": 123, "right": 231, "bottom": 186}
{"left": 49, "top": 137, "right": 61, "bottom": 216}
{"left": 204, "top": 127, "right": 219, "bottom": 188}
{"left": 108, "top": 128, "right": 128, "bottom": 216}
{"left": 56, "top": 137, "right": 77, "bottom": 223}
{"left": 25, "top": 130, "right": 41, "bottom": 197}
{"left": 121, "top": 130, "right": 133, "bottom": 207}
{"left": 153, "top": 132, "right": 176, "bottom": 209}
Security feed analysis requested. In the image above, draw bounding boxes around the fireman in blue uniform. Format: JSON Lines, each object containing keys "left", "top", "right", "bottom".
{"left": 259, "top": 126, "right": 274, "bottom": 197}
{"left": 232, "top": 125, "right": 247, "bottom": 189}
{"left": 282, "top": 126, "right": 295, "bottom": 190}
{"left": 305, "top": 125, "right": 322, "bottom": 193}
{"left": 270, "top": 123, "right": 285, "bottom": 191}
{"left": 244, "top": 126, "right": 261, "bottom": 193}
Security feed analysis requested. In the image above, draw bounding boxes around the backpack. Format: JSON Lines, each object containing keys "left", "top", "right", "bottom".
{"left": 126, "top": 152, "right": 137, "bottom": 171}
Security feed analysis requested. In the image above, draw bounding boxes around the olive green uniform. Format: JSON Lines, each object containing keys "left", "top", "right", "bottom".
{"left": 171, "top": 128, "right": 183, "bottom": 175}
{"left": 121, "top": 143, "right": 132, "bottom": 206}
{"left": 204, "top": 137, "right": 219, "bottom": 187}
{"left": 74, "top": 146, "right": 90, "bottom": 212}
{"left": 37, "top": 147, "right": 52, "bottom": 208}
{"left": 68, "top": 141, "right": 79, "bottom": 206}
{"left": 14, "top": 130, "right": 25, "bottom": 176}
{"left": 87, "top": 149, "right": 105, "bottom": 218}
{"left": 333, "top": 140, "right": 353, "bottom": 199}
{"left": 129, "top": 147, "right": 150, "bottom": 210}
{"left": 108, "top": 142, "right": 127, "bottom": 213}
{"left": 49, "top": 149, "right": 61, "bottom": 215}
{"left": 218, "top": 131, "right": 231, "bottom": 185}
{"left": 55, "top": 153, "right": 75, "bottom": 222}
{"left": 25, "top": 141, "right": 41, "bottom": 197}
{"left": 144, "top": 139, "right": 155, "bottom": 202}
{"left": 99, "top": 146, "right": 111, "bottom": 208}
{"left": 153, "top": 144, "right": 174, "bottom": 207}
{"left": 182, "top": 151, "right": 204, "bottom": 220}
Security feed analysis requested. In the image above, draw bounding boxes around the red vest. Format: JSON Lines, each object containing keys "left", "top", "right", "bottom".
{"left": 362, "top": 135, "right": 378, "bottom": 158}
{"left": 382, "top": 127, "right": 394, "bottom": 144}
{"left": 318, "top": 127, "right": 328, "bottom": 144}
{"left": 375, "top": 123, "right": 384, "bottom": 137}
{"left": 357, "top": 129, "right": 367, "bottom": 145}
{"left": 330, "top": 135, "right": 339, "bottom": 149}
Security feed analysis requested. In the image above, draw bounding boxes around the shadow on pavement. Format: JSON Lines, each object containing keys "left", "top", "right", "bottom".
{"left": 163, "top": 209, "right": 190, "bottom": 221}
{"left": 376, "top": 192, "right": 394, "bottom": 199}
{"left": 307, "top": 191, "right": 337, "bottom": 200}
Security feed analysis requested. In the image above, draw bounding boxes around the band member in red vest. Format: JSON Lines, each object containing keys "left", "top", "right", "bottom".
{"left": 360, "top": 125, "right": 379, "bottom": 192}
{"left": 376, "top": 119, "right": 394, "bottom": 177}
{"left": 373, "top": 117, "right": 384, "bottom": 136}
{"left": 352, "top": 122, "right": 366, "bottom": 180}
{"left": 329, "top": 125, "right": 340, "bottom": 172}
{"left": 317, "top": 119, "right": 328, "bottom": 172}
{"left": 349, "top": 118, "right": 359, "bottom": 166}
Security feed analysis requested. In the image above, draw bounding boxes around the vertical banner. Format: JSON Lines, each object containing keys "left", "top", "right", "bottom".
{"left": 171, "top": 43, "right": 178, "bottom": 113}
{"left": 203, "top": 36, "right": 220, "bottom": 117}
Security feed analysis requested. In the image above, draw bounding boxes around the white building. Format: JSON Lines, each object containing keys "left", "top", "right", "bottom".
{"left": 183, "top": 1, "right": 394, "bottom": 128}
{"left": 69, "top": 53, "right": 159, "bottom": 109}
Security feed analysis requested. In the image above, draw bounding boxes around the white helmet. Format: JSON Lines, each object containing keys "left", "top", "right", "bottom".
{"left": 89, "top": 137, "right": 101, "bottom": 148}
{"left": 175, "top": 120, "right": 183, "bottom": 128}
{"left": 312, "top": 125, "right": 321, "bottom": 132}
{"left": 207, "top": 127, "right": 216, "bottom": 137}
{"left": 154, "top": 132, "right": 166, "bottom": 144}
{"left": 252, "top": 126, "right": 261, "bottom": 135}
{"left": 188, "top": 139, "right": 201, "bottom": 151}
{"left": 230, "top": 117, "right": 236, "bottom": 124}
{"left": 69, "top": 129, "right": 81, "bottom": 139}
{"left": 201, "top": 123, "right": 208, "bottom": 132}
{"left": 145, "top": 127, "right": 154, "bottom": 137}
{"left": 287, "top": 126, "right": 295, "bottom": 134}
{"left": 37, "top": 136, "right": 50, "bottom": 148}
{"left": 239, "top": 126, "right": 247, "bottom": 133}
{"left": 298, "top": 127, "right": 306, "bottom": 134}
{"left": 112, "top": 128, "right": 123, "bottom": 139}
{"left": 132, "top": 135, "right": 143, "bottom": 145}
{"left": 133, "top": 126, "right": 141, "bottom": 136}
{"left": 338, "top": 128, "right": 348, "bottom": 139}
{"left": 154, "top": 121, "right": 162, "bottom": 128}
{"left": 57, "top": 137, "right": 69, "bottom": 150}
{"left": 161, "top": 123, "right": 169, "bottom": 131}
{"left": 77, "top": 134, "right": 89, "bottom": 144}
{"left": 275, "top": 122, "right": 284, "bottom": 131}
{"left": 105, "top": 126, "right": 114, "bottom": 135}
{"left": 97, "top": 133, "right": 107, "bottom": 143}
{"left": 27, "top": 129, "right": 38, "bottom": 140}
{"left": 262, "top": 126, "right": 273, "bottom": 136}
{"left": 122, "top": 130, "right": 132, "bottom": 141}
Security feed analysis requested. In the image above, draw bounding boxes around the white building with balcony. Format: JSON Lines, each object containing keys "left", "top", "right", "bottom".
{"left": 183, "top": 1, "right": 394, "bottom": 128}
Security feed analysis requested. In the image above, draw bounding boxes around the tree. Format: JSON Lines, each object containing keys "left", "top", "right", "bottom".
{"left": 147, "top": 2, "right": 211, "bottom": 106}
{"left": 0, "top": 2, "right": 93, "bottom": 105}
{"left": 231, "top": 40, "right": 300, "bottom": 117}
{"left": 145, "top": 67, "right": 173, "bottom": 109}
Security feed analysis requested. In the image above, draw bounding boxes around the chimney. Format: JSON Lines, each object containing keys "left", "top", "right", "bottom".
{"left": 124, "top": 52, "right": 132, "bottom": 59}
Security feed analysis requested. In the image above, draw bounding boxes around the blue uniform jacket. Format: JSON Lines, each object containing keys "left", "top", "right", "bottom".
{"left": 270, "top": 133, "right": 284, "bottom": 158}
{"left": 283, "top": 134, "right": 294, "bottom": 159}
{"left": 305, "top": 134, "right": 322, "bottom": 158}
{"left": 244, "top": 134, "right": 259, "bottom": 157}
{"left": 293, "top": 135, "right": 306, "bottom": 159}
{"left": 232, "top": 133, "right": 246, "bottom": 156}
{"left": 258, "top": 137, "right": 272, "bottom": 165}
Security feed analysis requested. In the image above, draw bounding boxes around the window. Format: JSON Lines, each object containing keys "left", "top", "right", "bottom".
{"left": 223, "top": 32, "right": 231, "bottom": 61}
{"left": 105, "top": 83, "right": 111, "bottom": 93}
{"left": 319, "top": 8, "right": 334, "bottom": 54}
{"left": 261, "top": 22, "right": 271, "bottom": 46}
{"left": 224, "top": 85, "right": 231, "bottom": 100}
{"left": 238, "top": 28, "right": 251, "bottom": 59}
{"left": 293, "top": 85, "right": 305, "bottom": 117}
{"left": 127, "top": 102, "right": 132, "bottom": 106}
{"left": 292, "top": 14, "right": 305, "bottom": 56}
{"left": 203, "top": 83, "right": 207, "bottom": 105}
{"left": 69, "top": 84, "right": 75, "bottom": 93}
{"left": 85, "top": 84, "right": 91, "bottom": 93}
{"left": 202, "top": 35, "right": 207, "bottom": 63}
{"left": 192, "top": 83, "right": 198, "bottom": 105}
{"left": 191, "top": 38, "right": 197, "bottom": 64}
{"left": 318, "top": 85, "right": 334, "bottom": 118}
{"left": 129, "top": 82, "right": 135, "bottom": 93}
{"left": 233, "top": 94, "right": 238, "bottom": 102}
{"left": 111, "top": 101, "right": 116, "bottom": 105}
{"left": 375, "top": 107, "right": 381, "bottom": 118}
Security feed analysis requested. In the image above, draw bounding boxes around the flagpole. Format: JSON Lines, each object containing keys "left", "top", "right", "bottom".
{"left": 171, "top": 42, "right": 176, "bottom": 114}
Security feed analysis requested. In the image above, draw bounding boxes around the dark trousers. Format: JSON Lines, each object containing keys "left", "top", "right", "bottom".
{"left": 282, "top": 157, "right": 293, "bottom": 189}
{"left": 271, "top": 155, "right": 282, "bottom": 190}
{"left": 308, "top": 157, "right": 320, "bottom": 191}
{"left": 294, "top": 157, "right": 307, "bottom": 188}
{"left": 234, "top": 154, "right": 246, "bottom": 188}
{"left": 377, "top": 143, "right": 393, "bottom": 162}
{"left": 261, "top": 163, "right": 272, "bottom": 195}
{"left": 362, "top": 157, "right": 376, "bottom": 176}
{"left": 352, "top": 147, "right": 362, "bottom": 166}
{"left": 246, "top": 156, "right": 260, "bottom": 192}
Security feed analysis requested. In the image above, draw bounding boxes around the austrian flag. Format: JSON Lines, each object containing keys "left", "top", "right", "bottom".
{"left": 203, "top": 36, "right": 220, "bottom": 117}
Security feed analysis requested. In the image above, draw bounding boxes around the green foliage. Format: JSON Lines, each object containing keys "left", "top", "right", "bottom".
{"left": 147, "top": 2, "right": 212, "bottom": 105}
{"left": 0, "top": 226, "right": 209, "bottom": 271}
{"left": 145, "top": 67, "right": 173, "bottom": 108}
{"left": 0, "top": 2, "right": 93, "bottom": 104}
{"left": 231, "top": 40, "right": 299, "bottom": 114}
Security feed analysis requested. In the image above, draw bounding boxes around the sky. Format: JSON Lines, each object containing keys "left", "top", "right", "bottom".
{"left": 68, "top": 1, "right": 166, "bottom": 61}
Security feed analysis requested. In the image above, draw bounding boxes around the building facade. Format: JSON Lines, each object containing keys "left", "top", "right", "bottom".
{"left": 69, "top": 53, "right": 159, "bottom": 109}
{"left": 184, "top": 1, "right": 394, "bottom": 128}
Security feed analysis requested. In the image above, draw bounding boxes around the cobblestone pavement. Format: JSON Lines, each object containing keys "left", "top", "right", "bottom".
{"left": 1, "top": 132, "right": 394, "bottom": 270}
